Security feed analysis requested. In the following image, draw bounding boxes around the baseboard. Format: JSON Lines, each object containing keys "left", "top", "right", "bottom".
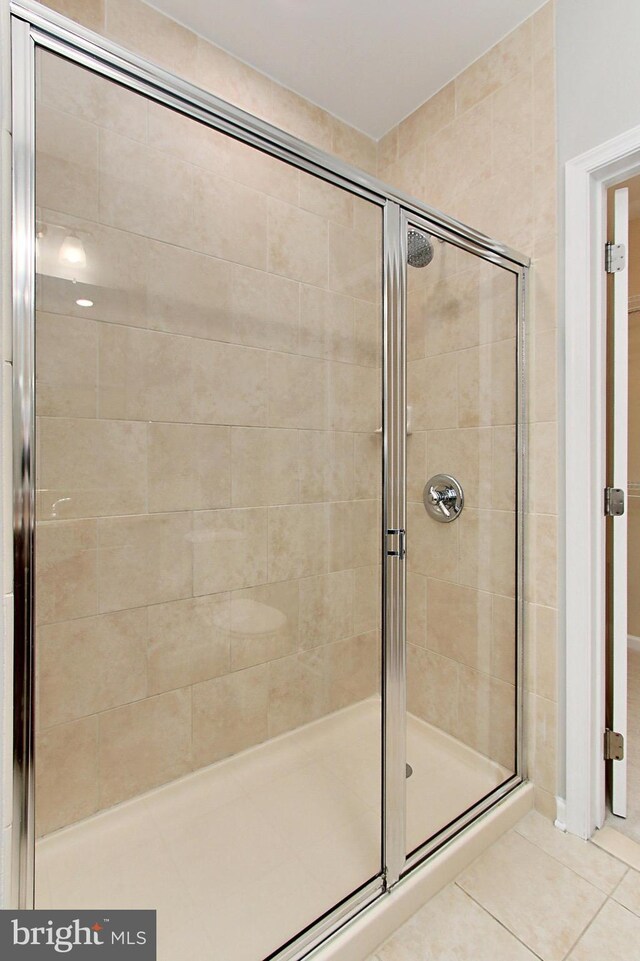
{"left": 555, "top": 796, "right": 567, "bottom": 832}
{"left": 309, "top": 782, "right": 534, "bottom": 961}
{"left": 628, "top": 635, "right": 640, "bottom": 653}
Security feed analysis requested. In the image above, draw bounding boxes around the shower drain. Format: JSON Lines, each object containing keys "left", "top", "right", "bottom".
{"left": 406, "top": 763, "right": 413, "bottom": 778}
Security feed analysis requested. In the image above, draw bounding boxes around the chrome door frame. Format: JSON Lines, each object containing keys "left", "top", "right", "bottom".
{"left": 10, "top": 1, "right": 529, "bottom": 957}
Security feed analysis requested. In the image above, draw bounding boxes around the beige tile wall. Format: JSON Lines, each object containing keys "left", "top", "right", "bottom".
{"left": 378, "top": 2, "right": 559, "bottom": 813}
{"left": 34, "top": 0, "right": 560, "bottom": 825}
{"left": 628, "top": 220, "right": 640, "bottom": 637}
{"left": 405, "top": 243, "right": 518, "bottom": 771}
{"left": 34, "top": 48, "right": 381, "bottom": 836}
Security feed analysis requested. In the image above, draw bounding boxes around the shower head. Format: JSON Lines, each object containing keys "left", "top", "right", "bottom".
{"left": 407, "top": 228, "right": 434, "bottom": 268}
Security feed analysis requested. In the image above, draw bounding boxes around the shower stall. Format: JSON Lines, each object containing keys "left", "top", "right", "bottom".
{"left": 10, "top": 3, "right": 527, "bottom": 960}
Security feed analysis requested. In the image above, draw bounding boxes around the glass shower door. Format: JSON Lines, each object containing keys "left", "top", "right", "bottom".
{"left": 403, "top": 215, "right": 521, "bottom": 858}
{"left": 32, "top": 48, "right": 383, "bottom": 961}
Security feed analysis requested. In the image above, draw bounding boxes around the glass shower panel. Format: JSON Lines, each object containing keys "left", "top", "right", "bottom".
{"left": 405, "top": 224, "right": 518, "bottom": 855}
{"left": 33, "top": 50, "right": 383, "bottom": 960}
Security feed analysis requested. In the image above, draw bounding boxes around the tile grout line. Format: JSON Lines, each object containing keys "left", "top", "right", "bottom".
{"left": 559, "top": 893, "right": 611, "bottom": 961}
{"left": 453, "top": 881, "right": 546, "bottom": 961}
{"left": 513, "top": 820, "right": 632, "bottom": 890}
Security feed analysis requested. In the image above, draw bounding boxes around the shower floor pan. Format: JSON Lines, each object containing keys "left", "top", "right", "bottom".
{"left": 35, "top": 698, "right": 508, "bottom": 961}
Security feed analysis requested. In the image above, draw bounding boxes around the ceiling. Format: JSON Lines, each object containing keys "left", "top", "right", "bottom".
{"left": 147, "top": 0, "right": 546, "bottom": 139}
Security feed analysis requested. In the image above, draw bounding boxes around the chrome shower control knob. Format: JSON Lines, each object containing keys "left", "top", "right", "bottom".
{"left": 423, "top": 474, "right": 464, "bottom": 523}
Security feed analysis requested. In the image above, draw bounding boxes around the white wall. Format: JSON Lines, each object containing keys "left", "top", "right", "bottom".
{"left": 556, "top": 0, "right": 640, "bottom": 164}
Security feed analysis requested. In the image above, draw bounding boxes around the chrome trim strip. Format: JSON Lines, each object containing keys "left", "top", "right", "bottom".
{"left": 516, "top": 266, "right": 528, "bottom": 779}
{"left": 11, "top": 15, "right": 36, "bottom": 911}
{"left": 10, "top": 0, "right": 530, "bottom": 268}
{"left": 403, "top": 775, "right": 523, "bottom": 874}
{"left": 269, "top": 878, "right": 384, "bottom": 961}
{"left": 383, "top": 203, "right": 407, "bottom": 887}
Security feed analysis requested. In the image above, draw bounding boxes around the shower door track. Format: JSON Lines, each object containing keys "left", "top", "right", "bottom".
{"left": 9, "top": 2, "right": 529, "bottom": 959}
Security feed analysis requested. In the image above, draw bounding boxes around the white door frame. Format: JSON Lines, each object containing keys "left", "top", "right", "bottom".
{"left": 564, "top": 124, "right": 640, "bottom": 839}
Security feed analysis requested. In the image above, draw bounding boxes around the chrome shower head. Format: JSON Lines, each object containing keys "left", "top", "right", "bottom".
{"left": 407, "top": 228, "right": 434, "bottom": 268}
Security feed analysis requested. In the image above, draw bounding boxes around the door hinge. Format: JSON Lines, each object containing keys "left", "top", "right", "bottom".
{"left": 604, "top": 487, "right": 625, "bottom": 516}
{"left": 386, "top": 529, "right": 406, "bottom": 559}
{"left": 604, "top": 729, "right": 625, "bottom": 761}
{"left": 605, "top": 242, "right": 626, "bottom": 273}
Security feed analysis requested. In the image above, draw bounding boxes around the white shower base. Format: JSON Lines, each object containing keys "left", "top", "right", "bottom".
{"left": 35, "top": 698, "right": 508, "bottom": 961}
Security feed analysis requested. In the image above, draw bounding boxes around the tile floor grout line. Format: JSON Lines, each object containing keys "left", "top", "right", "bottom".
{"left": 559, "top": 893, "right": 611, "bottom": 961}
{"left": 512, "top": 821, "right": 629, "bottom": 892}
{"left": 453, "top": 881, "right": 547, "bottom": 961}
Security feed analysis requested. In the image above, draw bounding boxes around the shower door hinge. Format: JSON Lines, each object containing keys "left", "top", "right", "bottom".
{"left": 604, "top": 729, "right": 624, "bottom": 761}
{"left": 605, "top": 242, "right": 626, "bottom": 273}
{"left": 386, "top": 529, "right": 406, "bottom": 559}
{"left": 604, "top": 486, "right": 625, "bottom": 516}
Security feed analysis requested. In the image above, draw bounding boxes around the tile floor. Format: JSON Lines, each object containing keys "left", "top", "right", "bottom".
{"left": 368, "top": 810, "right": 640, "bottom": 961}
{"left": 606, "top": 647, "right": 640, "bottom": 842}
{"left": 35, "top": 697, "right": 507, "bottom": 961}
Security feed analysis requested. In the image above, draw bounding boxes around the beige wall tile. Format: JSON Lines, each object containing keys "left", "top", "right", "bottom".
{"left": 36, "top": 519, "right": 97, "bottom": 625}
{"left": 408, "top": 500, "right": 458, "bottom": 581}
{"left": 233, "top": 265, "right": 299, "bottom": 353}
{"left": 192, "top": 664, "right": 268, "bottom": 766}
{"left": 299, "top": 570, "right": 354, "bottom": 649}
{"left": 267, "top": 86, "right": 333, "bottom": 152}
{"left": 37, "top": 213, "right": 150, "bottom": 330}
{"left": 377, "top": 127, "right": 398, "bottom": 172}
{"left": 99, "top": 689, "right": 192, "bottom": 807}
{"left": 407, "top": 573, "right": 427, "bottom": 648}
{"left": 99, "top": 131, "right": 194, "bottom": 248}
{"left": 458, "top": 340, "right": 516, "bottom": 428}
{"left": 37, "top": 106, "right": 99, "bottom": 220}
{"left": 148, "top": 593, "right": 231, "bottom": 695}
{"left": 268, "top": 649, "right": 328, "bottom": 736}
{"left": 329, "top": 221, "right": 379, "bottom": 303}
{"left": 407, "top": 431, "right": 427, "bottom": 504}
{"left": 98, "top": 512, "right": 192, "bottom": 611}
{"left": 37, "top": 417, "right": 147, "bottom": 520}
{"left": 426, "top": 428, "right": 493, "bottom": 510}
{"left": 354, "top": 432, "right": 380, "bottom": 500}
{"left": 268, "top": 503, "right": 329, "bottom": 581}
{"left": 192, "top": 507, "right": 268, "bottom": 595}
{"left": 326, "top": 631, "right": 379, "bottom": 711}
{"left": 532, "top": 604, "right": 557, "bottom": 702}
{"left": 329, "top": 500, "right": 378, "bottom": 571}
{"left": 149, "top": 423, "right": 230, "bottom": 513}
{"left": 192, "top": 340, "right": 268, "bottom": 427}
{"left": 38, "top": 609, "right": 147, "bottom": 728}
{"left": 230, "top": 580, "right": 299, "bottom": 670}
{"left": 426, "top": 579, "right": 492, "bottom": 673}
{"left": 532, "top": 1, "right": 555, "bottom": 62}
{"left": 40, "top": 52, "right": 147, "bottom": 140}
{"left": 192, "top": 168, "right": 268, "bottom": 269}
{"left": 458, "top": 509, "right": 516, "bottom": 598}
{"left": 533, "top": 50, "right": 556, "bottom": 153}
{"left": 268, "top": 198, "right": 329, "bottom": 286}
{"left": 36, "top": 717, "right": 99, "bottom": 835}
{"left": 491, "top": 71, "right": 533, "bottom": 178}
{"left": 194, "top": 38, "right": 274, "bottom": 119}
{"left": 455, "top": 19, "right": 532, "bottom": 115}
{"left": 329, "top": 362, "right": 379, "bottom": 433}
{"left": 527, "top": 513, "right": 557, "bottom": 607}
{"left": 98, "top": 325, "right": 193, "bottom": 423}
{"left": 409, "top": 354, "right": 458, "bottom": 431}
{"left": 530, "top": 328, "right": 558, "bottom": 422}
{"left": 530, "top": 422, "right": 557, "bottom": 515}
{"left": 42, "top": 0, "right": 104, "bottom": 31}
{"left": 36, "top": 313, "right": 98, "bottom": 418}
{"left": 267, "top": 352, "right": 328, "bottom": 430}
{"left": 457, "top": 666, "right": 515, "bottom": 767}
{"left": 530, "top": 692, "right": 557, "bottom": 795}
{"left": 331, "top": 119, "right": 377, "bottom": 174}
{"left": 298, "top": 172, "right": 354, "bottom": 228}
{"left": 424, "top": 100, "right": 493, "bottom": 209}
{"left": 231, "top": 427, "right": 298, "bottom": 507}
{"left": 398, "top": 82, "right": 455, "bottom": 157}
{"left": 407, "top": 644, "right": 458, "bottom": 736}
{"left": 379, "top": 143, "right": 427, "bottom": 201}
{"left": 491, "top": 594, "right": 517, "bottom": 685}
{"left": 106, "top": 0, "right": 198, "bottom": 79}
{"left": 146, "top": 242, "right": 235, "bottom": 342}
{"left": 491, "top": 426, "right": 516, "bottom": 512}
{"left": 299, "top": 430, "right": 354, "bottom": 503}
{"left": 354, "top": 565, "right": 379, "bottom": 635}
{"left": 299, "top": 285, "right": 356, "bottom": 363}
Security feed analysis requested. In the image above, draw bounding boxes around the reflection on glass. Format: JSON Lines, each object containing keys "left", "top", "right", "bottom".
{"left": 405, "top": 228, "right": 517, "bottom": 855}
